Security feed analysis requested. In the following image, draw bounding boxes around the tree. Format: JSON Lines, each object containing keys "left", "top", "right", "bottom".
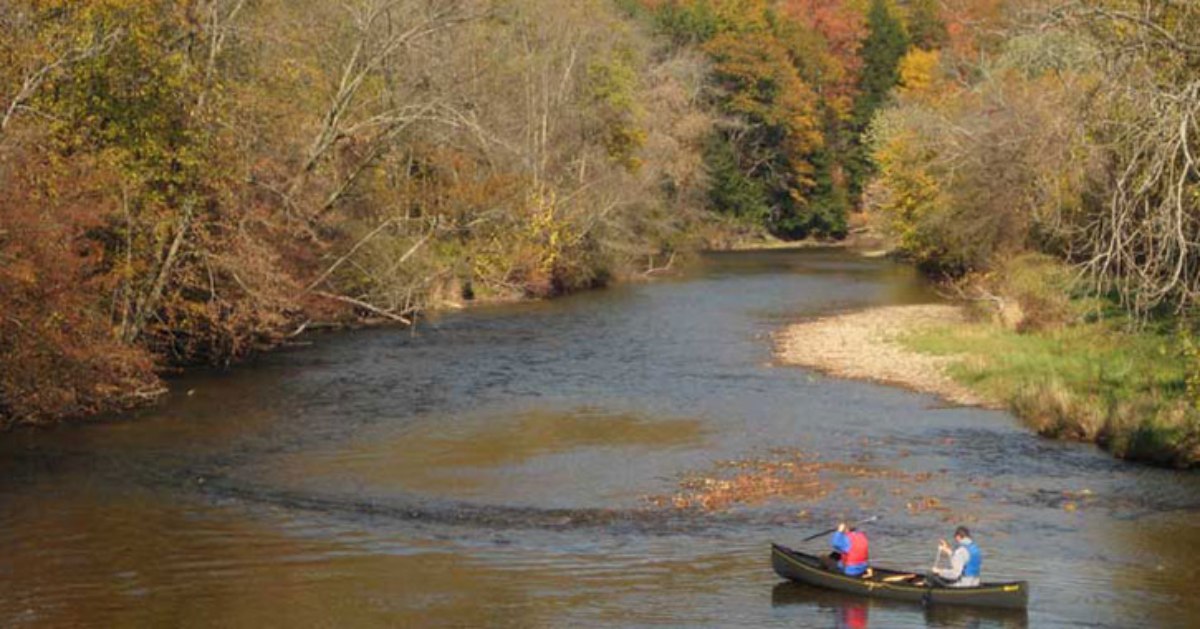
{"left": 705, "top": 133, "right": 769, "bottom": 223}
{"left": 704, "top": 30, "right": 826, "bottom": 236}
{"left": 778, "top": 0, "right": 866, "bottom": 113}
{"left": 907, "top": 0, "right": 948, "bottom": 50}
{"left": 1, "top": 0, "right": 723, "bottom": 425}
{"left": 774, "top": 0, "right": 866, "bottom": 235}
{"left": 847, "top": 0, "right": 908, "bottom": 200}
{"left": 1048, "top": 0, "right": 1200, "bottom": 317}
{"left": 856, "top": 0, "right": 909, "bottom": 124}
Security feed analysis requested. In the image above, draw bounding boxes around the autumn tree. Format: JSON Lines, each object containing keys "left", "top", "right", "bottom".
{"left": 1, "top": 0, "right": 718, "bottom": 425}
{"left": 907, "top": 0, "right": 949, "bottom": 50}
{"left": 778, "top": 0, "right": 865, "bottom": 113}
{"left": 775, "top": 0, "right": 868, "bottom": 235}
{"left": 704, "top": 29, "right": 826, "bottom": 236}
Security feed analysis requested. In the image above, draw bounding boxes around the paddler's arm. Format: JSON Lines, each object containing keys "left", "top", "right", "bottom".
{"left": 831, "top": 523, "right": 850, "bottom": 553}
{"left": 934, "top": 546, "right": 967, "bottom": 580}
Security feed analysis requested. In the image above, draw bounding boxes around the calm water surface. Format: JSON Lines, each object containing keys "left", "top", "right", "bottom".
{"left": 2, "top": 249, "right": 1198, "bottom": 628}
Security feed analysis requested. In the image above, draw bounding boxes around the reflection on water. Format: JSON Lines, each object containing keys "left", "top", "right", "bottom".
{"left": 771, "top": 583, "right": 1028, "bottom": 629}
{"left": 282, "top": 406, "right": 707, "bottom": 500}
{"left": 1, "top": 248, "right": 1199, "bottom": 627}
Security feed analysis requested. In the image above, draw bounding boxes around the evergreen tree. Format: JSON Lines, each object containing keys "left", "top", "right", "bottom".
{"left": 847, "top": 0, "right": 908, "bottom": 200}
{"left": 655, "top": 0, "right": 720, "bottom": 45}
{"left": 704, "top": 134, "right": 770, "bottom": 224}
{"left": 802, "top": 144, "right": 850, "bottom": 237}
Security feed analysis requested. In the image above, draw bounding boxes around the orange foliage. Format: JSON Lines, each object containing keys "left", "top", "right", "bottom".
{"left": 705, "top": 32, "right": 824, "bottom": 186}
{"left": 647, "top": 449, "right": 942, "bottom": 513}
{"left": 780, "top": 0, "right": 867, "bottom": 108}
{"left": 0, "top": 152, "right": 159, "bottom": 425}
{"left": 941, "top": 0, "right": 1009, "bottom": 61}
{"left": 650, "top": 458, "right": 832, "bottom": 511}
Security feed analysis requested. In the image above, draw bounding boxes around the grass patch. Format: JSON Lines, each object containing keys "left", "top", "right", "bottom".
{"left": 901, "top": 317, "right": 1200, "bottom": 467}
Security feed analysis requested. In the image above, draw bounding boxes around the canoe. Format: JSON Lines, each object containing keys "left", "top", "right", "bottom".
{"left": 771, "top": 543, "right": 1029, "bottom": 609}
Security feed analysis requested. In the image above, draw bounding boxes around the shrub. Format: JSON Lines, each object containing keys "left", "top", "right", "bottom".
{"left": 1010, "top": 379, "right": 1105, "bottom": 441}
{"left": 995, "top": 254, "right": 1080, "bottom": 332}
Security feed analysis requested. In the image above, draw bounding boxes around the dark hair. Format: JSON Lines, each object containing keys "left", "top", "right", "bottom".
{"left": 954, "top": 526, "right": 971, "bottom": 538}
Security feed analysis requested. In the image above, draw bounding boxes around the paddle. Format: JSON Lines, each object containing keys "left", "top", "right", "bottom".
{"left": 922, "top": 544, "right": 945, "bottom": 593}
{"left": 799, "top": 515, "right": 880, "bottom": 542}
{"left": 882, "top": 573, "right": 917, "bottom": 583}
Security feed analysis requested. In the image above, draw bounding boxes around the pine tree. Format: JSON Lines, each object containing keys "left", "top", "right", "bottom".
{"left": 856, "top": 0, "right": 908, "bottom": 135}
{"left": 803, "top": 143, "right": 850, "bottom": 237}
{"left": 846, "top": 0, "right": 908, "bottom": 201}
{"left": 705, "top": 134, "right": 770, "bottom": 224}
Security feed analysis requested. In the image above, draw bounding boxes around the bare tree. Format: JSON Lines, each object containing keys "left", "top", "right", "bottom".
{"left": 289, "top": 0, "right": 478, "bottom": 201}
{"left": 1048, "top": 0, "right": 1200, "bottom": 316}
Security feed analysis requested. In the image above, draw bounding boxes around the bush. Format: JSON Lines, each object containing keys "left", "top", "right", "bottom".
{"left": 1110, "top": 401, "right": 1200, "bottom": 468}
{"left": 0, "top": 159, "right": 160, "bottom": 426}
{"left": 868, "top": 32, "right": 1097, "bottom": 276}
{"left": 995, "top": 254, "right": 1080, "bottom": 332}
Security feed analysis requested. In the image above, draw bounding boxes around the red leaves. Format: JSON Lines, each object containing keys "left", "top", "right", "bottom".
{"left": 779, "top": 0, "right": 866, "bottom": 109}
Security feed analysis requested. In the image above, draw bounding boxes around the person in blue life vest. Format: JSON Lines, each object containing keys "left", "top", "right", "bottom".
{"left": 820, "top": 522, "right": 871, "bottom": 577}
{"left": 932, "top": 526, "right": 982, "bottom": 587}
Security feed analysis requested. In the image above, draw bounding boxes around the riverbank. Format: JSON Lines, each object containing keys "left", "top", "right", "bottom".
{"left": 709, "top": 214, "right": 888, "bottom": 253}
{"left": 776, "top": 304, "right": 1200, "bottom": 468}
{"left": 0, "top": 227, "right": 722, "bottom": 430}
{"left": 775, "top": 305, "right": 990, "bottom": 407}
{"left": 1, "top": 0, "right": 729, "bottom": 431}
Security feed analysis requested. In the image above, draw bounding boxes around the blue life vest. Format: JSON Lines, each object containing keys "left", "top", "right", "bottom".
{"left": 961, "top": 540, "right": 982, "bottom": 577}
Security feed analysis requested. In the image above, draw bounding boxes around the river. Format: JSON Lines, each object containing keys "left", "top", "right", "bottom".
{"left": 1, "top": 249, "right": 1198, "bottom": 628}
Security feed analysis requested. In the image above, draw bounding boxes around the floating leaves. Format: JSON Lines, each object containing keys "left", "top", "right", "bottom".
{"left": 644, "top": 447, "right": 948, "bottom": 514}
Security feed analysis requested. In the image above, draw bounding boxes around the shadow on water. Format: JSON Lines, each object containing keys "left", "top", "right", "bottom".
{"left": 771, "top": 582, "right": 1028, "bottom": 629}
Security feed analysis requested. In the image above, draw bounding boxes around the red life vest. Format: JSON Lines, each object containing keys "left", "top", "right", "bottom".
{"left": 843, "top": 531, "right": 869, "bottom": 567}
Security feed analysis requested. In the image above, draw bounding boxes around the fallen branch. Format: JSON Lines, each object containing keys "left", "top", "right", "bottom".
{"left": 643, "top": 251, "right": 677, "bottom": 277}
{"left": 314, "top": 290, "right": 413, "bottom": 324}
{"left": 288, "top": 319, "right": 311, "bottom": 338}
{"left": 935, "top": 279, "right": 1005, "bottom": 311}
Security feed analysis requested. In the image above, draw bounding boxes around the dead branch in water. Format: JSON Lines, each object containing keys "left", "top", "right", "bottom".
{"left": 643, "top": 251, "right": 677, "bottom": 277}
{"left": 314, "top": 290, "right": 413, "bottom": 325}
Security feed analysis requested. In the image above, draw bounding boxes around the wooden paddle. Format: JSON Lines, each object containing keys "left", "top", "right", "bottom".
{"left": 800, "top": 515, "right": 880, "bottom": 542}
{"left": 882, "top": 573, "right": 917, "bottom": 583}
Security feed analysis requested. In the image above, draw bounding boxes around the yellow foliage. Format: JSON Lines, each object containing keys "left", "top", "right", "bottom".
{"left": 527, "top": 187, "right": 581, "bottom": 275}
{"left": 712, "top": 0, "right": 771, "bottom": 32}
{"left": 898, "top": 48, "right": 940, "bottom": 95}
{"left": 871, "top": 123, "right": 945, "bottom": 264}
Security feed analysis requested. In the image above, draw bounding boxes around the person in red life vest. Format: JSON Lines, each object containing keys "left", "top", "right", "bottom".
{"left": 821, "top": 521, "right": 870, "bottom": 576}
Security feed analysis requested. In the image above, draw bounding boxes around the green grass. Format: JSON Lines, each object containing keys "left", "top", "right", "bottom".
{"left": 901, "top": 317, "right": 1200, "bottom": 467}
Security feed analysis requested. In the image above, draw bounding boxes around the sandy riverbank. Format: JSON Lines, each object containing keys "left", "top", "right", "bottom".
{"left": 774, "top": 304, "right": 996, "bottom": 407}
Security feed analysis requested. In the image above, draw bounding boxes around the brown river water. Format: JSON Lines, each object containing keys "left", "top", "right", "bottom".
{"left": 2, "top": 249, "right": 1199, "bottom": 628}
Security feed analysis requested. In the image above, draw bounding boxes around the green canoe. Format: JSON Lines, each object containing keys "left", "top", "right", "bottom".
{"left": 771, "top": 543, "right": 1029, "bottom": 610}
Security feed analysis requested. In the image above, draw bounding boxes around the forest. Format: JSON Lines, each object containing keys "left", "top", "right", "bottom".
{"left": 2, "top": 0, "right": 1198, "bottom": 432}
